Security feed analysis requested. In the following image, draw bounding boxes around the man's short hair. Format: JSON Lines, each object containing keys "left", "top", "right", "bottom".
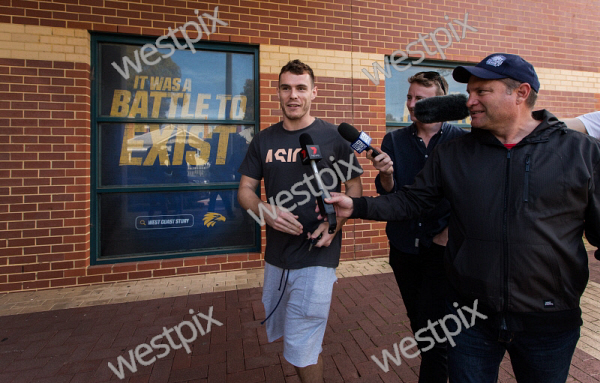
{"left": 279, "top": 59, "right": 315, "bottom": 86}
{"left": 408, "top": 71, "right": 448, "bottom": 96}
{"left": 500, "top": 78, "right": 538, "bottom": 109}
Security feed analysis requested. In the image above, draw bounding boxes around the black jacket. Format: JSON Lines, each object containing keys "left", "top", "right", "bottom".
{"left": 352, "top": 110, "right": 600, "bottom": 332}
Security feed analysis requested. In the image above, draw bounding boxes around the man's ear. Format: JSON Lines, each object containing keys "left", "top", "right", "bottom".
{"left": 515, "top": 83, "right": 531, "bottom": 105}
{"left": 311, "top": 85, "right": 318, "bottom": 100}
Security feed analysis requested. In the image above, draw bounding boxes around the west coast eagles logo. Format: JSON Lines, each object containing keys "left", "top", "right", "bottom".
{"left": 203, "top": 212, "right": 226, "bottom": 227}
{"left": 486, "top": 55, "right": 506, "bottom": 67}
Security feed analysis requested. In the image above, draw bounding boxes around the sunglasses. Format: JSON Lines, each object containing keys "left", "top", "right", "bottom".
{"left": 418, "top": 71, "right": 447, "bottom": 95}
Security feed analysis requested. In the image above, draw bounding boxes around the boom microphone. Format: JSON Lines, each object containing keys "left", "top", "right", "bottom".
{"left": 413, "top": 94, "right": 470, "bottom": 123}
{"left": 337, "top": 123, "right": 380, "bottom": 156}
{"left": 299, "top": 133, "right": 337, "bottom": 234}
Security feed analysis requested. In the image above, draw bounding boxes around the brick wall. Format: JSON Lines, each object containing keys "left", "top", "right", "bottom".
{"left": 0, "top": 0, "right": 598, "bottom": 292}
{"left": 0, "top": 56, "right": 90, "bottom": 291}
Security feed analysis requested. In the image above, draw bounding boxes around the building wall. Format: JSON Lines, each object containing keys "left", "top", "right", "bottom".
{"left": 1, "top": 0, "right": 598, "bottom": 292}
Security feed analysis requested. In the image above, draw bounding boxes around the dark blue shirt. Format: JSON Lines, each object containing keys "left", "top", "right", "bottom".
{"left": 375, "top": 122, "right": 467, "bottom": 254}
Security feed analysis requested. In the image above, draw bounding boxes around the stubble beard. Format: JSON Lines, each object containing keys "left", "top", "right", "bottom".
{"left": 281, "top": 103, "right": 308, "bottom": 121}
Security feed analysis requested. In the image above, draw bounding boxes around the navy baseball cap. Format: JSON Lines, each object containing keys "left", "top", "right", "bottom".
{"left": 452, "top": 53, "right": 540, "bottom": 93}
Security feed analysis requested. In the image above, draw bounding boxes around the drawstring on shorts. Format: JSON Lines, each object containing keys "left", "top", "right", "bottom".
{"left": 261, "top": 268, "right": 289, "bottom": 325}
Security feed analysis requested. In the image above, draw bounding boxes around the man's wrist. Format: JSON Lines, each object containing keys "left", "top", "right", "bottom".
{"left": 379, "top": 172, "right": 395, "bottom": 192}
{"left": 349, "top": 197, "right": 368, "bottom": 219}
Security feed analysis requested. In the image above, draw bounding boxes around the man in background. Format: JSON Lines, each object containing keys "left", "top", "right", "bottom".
{"left": 367, "top": 71, "right": 465, "bottom": 382}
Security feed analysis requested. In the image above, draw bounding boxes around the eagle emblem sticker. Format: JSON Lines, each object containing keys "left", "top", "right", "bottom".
{"left": 203, "top": 212, "right": 226, "bottom": 227}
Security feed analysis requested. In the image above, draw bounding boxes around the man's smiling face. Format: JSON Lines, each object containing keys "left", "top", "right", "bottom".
{"left": 278, "top": 71, "right": 317, "bottom": 124}
{"left": 466, "top": 76, "right": 518, "bottom": 130}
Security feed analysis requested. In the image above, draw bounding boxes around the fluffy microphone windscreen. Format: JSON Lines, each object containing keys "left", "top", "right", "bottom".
{"left": 299, "top": 132, "right": 314, "bottom": 147}
{"left": 337, "top": 122, "right": 361, "bottom": 142}
{"left": 413, "top": 94, "right": 470, "bottom": 123}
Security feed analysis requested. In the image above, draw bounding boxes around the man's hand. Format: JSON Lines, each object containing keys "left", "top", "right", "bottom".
{"left": 366, "top": 147, "right": 394, "bottom": 192}
{"left": 432, "top": 226, "right": 448, "bottom": 246}
{"left": 238, "top": 175, "right": 303, "bottom": 236}
{"left": 366, "top": 148, "right": 394, "bottom": 175}
{"left": 318, "top": 192, "right": 354, "bottom": 219}
{"left": 307, "top": 221, "right": 335, "bottom": 248}
{"left": 264, "top": 203, "right": 303, "bottom": 235}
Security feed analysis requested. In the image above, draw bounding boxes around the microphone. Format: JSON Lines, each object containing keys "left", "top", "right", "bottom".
{"left": 299, "top": 133, "right": 337, "bottom": 234}
{"left": 337, "top": 123, "right": 380, "bottom": 156}
{"left": 413, "top": 94, "right": 470, "bottom": 123}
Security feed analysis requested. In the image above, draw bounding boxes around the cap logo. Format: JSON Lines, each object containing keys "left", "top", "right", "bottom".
{"left": 486, "top": 55, "right": 506, "bottom": 67}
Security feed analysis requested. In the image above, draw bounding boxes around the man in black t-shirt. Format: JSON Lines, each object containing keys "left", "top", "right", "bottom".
{"left": 238, "top": 60, "right": 362, "bottom": 382}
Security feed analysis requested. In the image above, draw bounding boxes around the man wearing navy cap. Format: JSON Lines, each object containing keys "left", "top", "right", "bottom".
{"left": 325, "top": 53, "right": 600, "bottom": 382}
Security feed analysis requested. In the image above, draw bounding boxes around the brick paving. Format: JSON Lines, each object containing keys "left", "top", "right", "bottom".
{"left": 0, "top": 253, "right": 599, "bottom": 382}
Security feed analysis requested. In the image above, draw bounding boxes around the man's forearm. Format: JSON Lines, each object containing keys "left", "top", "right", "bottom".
{"left": 349, "top": 187, "right": 435, "bottom": 222}
{"left": 563, "top": 118, "right": 587, "bottom": 134}
{"left": 238, "top": 186, "right": 266, "bottom": 216}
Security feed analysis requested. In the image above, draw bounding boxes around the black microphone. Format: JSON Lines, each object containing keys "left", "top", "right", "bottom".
{"left": 299, "top": 133, "right": 337, "bottom": 234}
{"left": 337, "top": 122, "right": 380, "bottom": 157}
{"left": 413, "top": 94, "right": 470, "bottom": 123}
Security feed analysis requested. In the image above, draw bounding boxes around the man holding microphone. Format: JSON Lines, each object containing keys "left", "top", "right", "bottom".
{"left": 325, "top": 53, "right": 600, "bottom": 382}
{"left": 367, "top": 71, "right": 465, "bottom": 382}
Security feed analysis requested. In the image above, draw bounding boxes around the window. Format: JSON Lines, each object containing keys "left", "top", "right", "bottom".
{"left": 91, "top": 34, "right": 259, "bottom": 264}
{"left": 385, "top": 59, "right": 471, "bottom": 133}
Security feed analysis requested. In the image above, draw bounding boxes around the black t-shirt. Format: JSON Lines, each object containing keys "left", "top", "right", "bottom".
{"left": 238, "top": 118, "right": 363, "bottom": 269}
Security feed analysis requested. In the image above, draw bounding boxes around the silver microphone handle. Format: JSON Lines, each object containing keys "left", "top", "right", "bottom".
{"left": 310, "top": 161, "right": 331, "bottom": 199}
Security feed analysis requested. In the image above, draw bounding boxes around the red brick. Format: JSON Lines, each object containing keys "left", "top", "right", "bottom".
{"left": 176, "top": 266, "right": 198, "bottom": 275}
{"left": 64, "top": 268, "right": 85, "bottom": 277}
{"left": 221, "top": 262, "right": 241, "bottom": 271}
{"left": 50, "top": 277, "right": 77, "bottom": 287}
{"left": 154, "top": 268, "right": 176, "bottom": 277}
{"left": 37, "top": 270, "right": 64, "bottom": 279}
{"left": 206, "top": 255, "right": 228, "bottom": 265}
{"left": 199, "top": 264, "right": 220, "bottom": 273}
{"left": 9, "top": 272, "right": 35, "bottom": 282}
{"left": 23, "top": 280, "right": 50, "bottom": 290}
{"left": 23, "top": 263, "right": 51, "bottom": 272}
{"left": 128, "top": 270, "right": 152, "bottom": 279}
{"left": 161, "top": 259, "right": 184, "bottom": 268}
{"left": 87, "top": 265, "right": 111, "bottom": 275}
{"left": 37, "top": 253, "right": 65, "bottom": 262}
{"left": 242, "top": 260, "right": 263, "bottom": 268}
{"left": 103, "top": 273, "right": 127, "bottom": 282}
{"left": 227, "top": 254, "right": 248, "bottom": 262}
{"left": 77, "top": 275, "right": 103, "bottom": 284}
{"left": 112, "top": 263, "right": 136, "bottom": 273}
{"left": 40, "top": 19, "right": 66, "bottom": 28}
{"left": 184, "top": 258, "right": 206, "bottom": 266}
{"left": 0, "top": 265, "right": 23, "bottom": 274}
{"left": 137, "top": 261, "right": 161, "bottom": 271}
{"left": 51, "top": 261, "right": 74, "bottom": 270}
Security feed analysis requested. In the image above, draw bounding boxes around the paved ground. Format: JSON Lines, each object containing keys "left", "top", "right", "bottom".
{"left": 0, "top": 253, "right": 599, "bottom": 382}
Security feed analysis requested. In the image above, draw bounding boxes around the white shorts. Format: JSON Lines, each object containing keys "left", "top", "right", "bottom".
{"left": 262, "top": 262, "right": 337, "bottom": 368}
